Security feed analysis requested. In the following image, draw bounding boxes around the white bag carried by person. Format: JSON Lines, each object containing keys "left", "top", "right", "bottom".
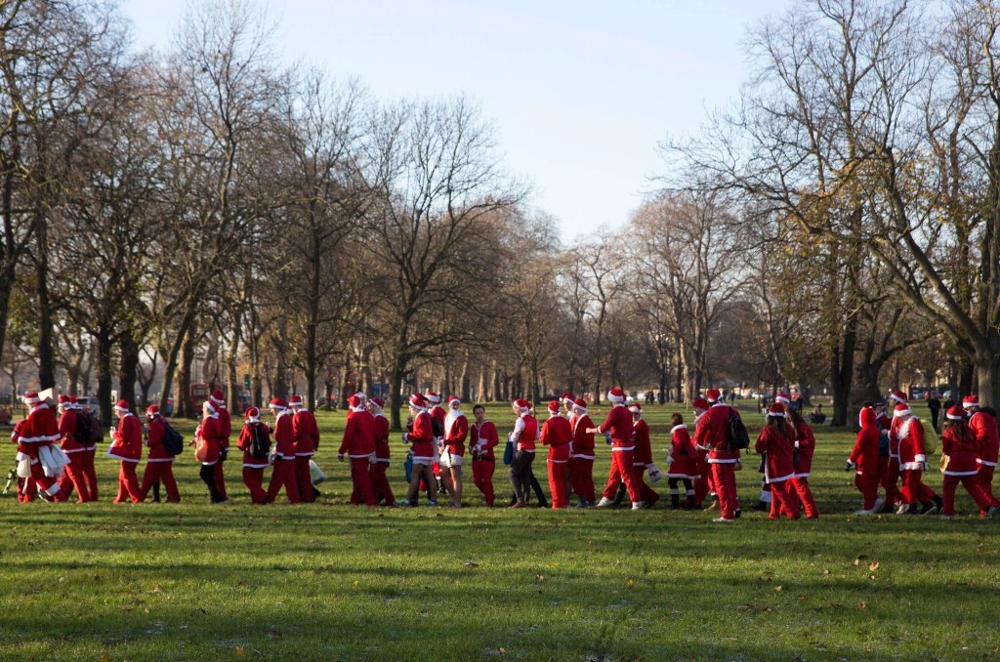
{"left": 37, "top": 444, "right": 69, "bottom": 478}
{"left": 16, "top": 452, "right": 31, "bottom": 478}
{"left": 309, "top": 459, "right": 327, "bottom": 485}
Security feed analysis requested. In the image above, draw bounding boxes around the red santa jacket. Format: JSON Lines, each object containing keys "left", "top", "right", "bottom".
{"left": 512, "top": 412, "right": 538, "bottom": 452}
{"left": 372, "top": 412, "right": 391, "bottom": 462}
{"left": 293, "top": 408, "right": 320, "bottom": 456}
{"left": 145, "top": 417, "right": 174, "bottom": 462}
{"left": 58, "top": 408, "right": 85, "bottom": 454}
{"left": 849, "top": 407, "right": 881, "bottom": 476}
{"left": 942, "top": 422, "right": 980, "bottom": 476}
{"left": 108, "top": 412, "right": 142, "bottom": 463}
{"left": 17, "top": 403, "right": 60, "bottom": 458}
{"left": 596, "top": 404, "right": 634, "bottom": 451}
{"left": 970, "top": 409, "right": 999, "bottom": 466}
{"left": 443, "top": 412, "right": 468, "bottom": 457}
{"left": 792, "top": 419, "right": 816, "bottom": 477}
{"left": 540, "top": 414, "right": 572, "bottom": 462}
{"left": 405, "top": 410, "right": 436, "bottom": 459}
{"left": 754, "top": 421, "right": 795, "bottom": 484}
{"left": 572, "top": 414, "right": 595, "bottom": 458}
{"left": 271, "top": 412, "right": 295, "bottom": 459}
{"left": 195, "top": 414, "right": 224, "bottom": 464}
{"left": 236, "top": 421, "right": 270, "bottom": 468}
{"left": 216, "top": 406, "right": 231, "bottom": 449}
{"left": 666, "top": 425, "right": 699, "bottom": 479}
{"left": 693, "top": 403, "right": 740, "bottom": 463}
{"left": 631, "top": 418, "right": 653, "bottom": 467}
{"left": 339, "top": 407, "right": 376, "bottom": 458}
{"left": 898, "top": 416, "right": 927, "bottom": 470}
{"left": 471, "top": 419, "right": 498, "bottom": 461}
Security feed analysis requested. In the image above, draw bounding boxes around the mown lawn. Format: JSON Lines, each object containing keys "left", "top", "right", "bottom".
{"left": 1, "top": 401, "right": 997, "bottom": 661}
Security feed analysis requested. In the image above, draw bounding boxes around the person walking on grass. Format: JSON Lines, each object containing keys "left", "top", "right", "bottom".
{"left": 508, "top": 398, "right": 539, "bottom": 508}
{"left": 590, "top": 387, "right": 644, "bottom": 511}
{"left": 689, "top": 397, "right": 713, "bottom": 509}
{"left": 665, "top": 412, "right": 699, "bottom": 510}
{"left": 540, "top": 399, "right": 572, "bottom": 508}
{"left": 964, "top": 395, "right": 1000, "bottom": 515}
{"left": 139, "top": 405, "right": 180, "bottom": 503}
{"left": 194, "top": 400, "right": 225, "bottom": 503}
{"left": 367, "top": 398, "right": 395, "bottom": 506}
{"left": 16, "top": 392, "right": 63, "bottom": 502}
{"left": 440, "top": 396, "right": 468, "bottom": 508}
{"left": 55, "top": 394, "right": 90, "bottom": 503}
{"left": 883, "top": 390, "right": 910, "bottom": 511}
{"left": 783, "top": 398, "right": 819, "bottom": 518}
{"left": 71, "top": 396, "right": 100, "bottom": 501}
{"left": 754, "top": 403, "right": 800, "bottom": 520}
{"left": 570, "top": 398, "right": 597, "bottom": 508}
{"left": 628, "top": 403, "right": 660, "bottom": 508}
{"left": 400, "top": 393, "right": 438, "bottom": 507}
{"left": 236, "top": 406, "right": 271, "bottom": 504}
{"left": 265, "top": 398, "right": 300, "bottom": 505}
{"left": 693, "top": 389, "right": 742, "bottom": 522}
{"left": 108, "top": 399, "right": 143, "bottom": 504}
{"left": 848, "top": 404, "right": 883, "bottom": 515}
{"left": 894, "top": 403, "right": 943, "bottom": 515}
{"left": 470, "top": 404, "right": 498, "bottom": 506}
{"left": 290, "top": 394, "right": 320, "bottom": 503}
{"left": 337, "top": 394, "right": 377, "bottom": 506}
{"left": 940, "top": 405, "right": 997, "bottom": 519}
{"left": 208, "top": 391, "right": 231, "bottom": 504}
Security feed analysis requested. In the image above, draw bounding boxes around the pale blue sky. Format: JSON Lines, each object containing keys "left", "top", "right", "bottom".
{"left": 122, "top": 0, "right": 790, "bottom": 243}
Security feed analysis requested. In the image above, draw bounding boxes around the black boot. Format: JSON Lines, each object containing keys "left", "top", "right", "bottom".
{"left": 613, "top": 483, "right": 627, "bottom": 506}
{"left": 670, "top": 493, "right": 680, "bottom": 510}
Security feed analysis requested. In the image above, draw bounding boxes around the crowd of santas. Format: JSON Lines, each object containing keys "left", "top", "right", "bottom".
{"left": 7, "top": 385, "right": 999, "bottom": 520}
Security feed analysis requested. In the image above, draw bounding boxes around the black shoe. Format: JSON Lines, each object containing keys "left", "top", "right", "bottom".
{"left": 751, "top": 501, "right": 768, "bottom": 512}
{"left": 932, "top": 495, "right": 943, "bottom": 511}
{"left": 734, "top": 508, "right": 742, "bottom": 519}
{"left": 920, "top": 501, "right": 937, "bottom": 515}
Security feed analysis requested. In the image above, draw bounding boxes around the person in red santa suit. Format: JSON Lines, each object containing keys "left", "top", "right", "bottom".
{"left": 194, "top": 400, "right": 225, "bottom": 503}
{"left": 54, "top": 394, "right": 90, "bottom": 502}
{"left": 847, "top": 404, "right": 883, "bottom": 514}
{"left": 882, "top": 390, "right": 910, "bottom": 510}
{"left": 940, "top": 404, "right": 998, "bottom": 519}
{"left": 265, "top": 398, "right": 301, "bottom": 504}
{"left": 440, "top": 396, "right": 468, "bottom": 507}
{"left": 569, "top": 398, "right": 596, "bottom": 508}
{"left": 400, "top": 393, "right": 438, "bottom": 506}
{"left": 470, "top": 403, "right": 498, "bottom": 506}
{"left": 234, "top": 406, "right": 270, "bottom": 504}
{"left": 337, "top": 394, "right": 377, "bottom": 506}
{"left": 138, "top": 405, "right": 180, "bottom": 503}
{"left": 689, "top": 397, "right": 713, "bottom": 509}
{"left": 665, "top": 412, "right": 699, "bottom": 509}
{"left": 894, "top": 403, "right": 943, "bottom": 515}
{"left": 207, "top": 391, "right": 231, "bottom": 503}
{"left": 561, "top": 392, "right": 576, "bottom": 423}
{"left": 15, "top": 392, "right": 63, "bottom": 501}
{"left": 72, "top": 397, "right": 100, "bottom": 501}
{"left": 288, "top": 394, "right": 320, "bottom": 503}
{"left": 754, "top": 403, "right": 800, "bottom": 519}
{"left": 871, "top": 399, "right": 893, "bottom": 512}
{"left": 539, "top": 400, "right": 572, "bottom": 508}
{"left": 783, "top": 399, "right": 819, "bottom": 518}
{"left": 628, "top": 403, "right": 661, "bottom": 508}
{"left": 590, "top": 387, "right": 644, "bottom": 510}
{"left": 367, "top": 397, "right": 395, "bottom": 506}
{"left": 10, "top": 418, "right": 36, "bottom": 502}
{"left": 964, "top": 395, "right": 1000, "bottom": 515}
{"left": 425, "top": 390, "right": 446, "bottom": 496}
{"left": 692, "top": 388, "right": 742, "bottom": 522}
{"left": 508, "top": 398, "right": 540, "bottom": 508}
{"left": 107, "top": 399, "right": 143, "bottom": 503}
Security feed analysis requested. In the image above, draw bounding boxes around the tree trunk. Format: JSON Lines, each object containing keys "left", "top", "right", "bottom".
{"left": 830, "top": 314, "right": 858, "bottom": 427}
{"left": 119, "top": 332, "right": 139, "bottom": 411}
{"left": 95, "top": 329, "right": 113, "bottom": 427}
{"left": 177, "top": 325, "right": 197, "bottom": 418}
{"left": 35, "top": 208, "right": 55, "bottom": 390}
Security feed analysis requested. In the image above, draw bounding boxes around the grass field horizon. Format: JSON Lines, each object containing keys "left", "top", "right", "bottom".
{"left": 2, "top": 400, "right": 998, "bottom": 660}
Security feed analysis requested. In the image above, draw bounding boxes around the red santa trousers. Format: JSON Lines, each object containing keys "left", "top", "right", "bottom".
{"left": 113, "top": 461, "right": 143, "bottom": 503}
{"left": 880, "top": 457, "right": 901, "bottom": 505}
{"left": 900, "top": 469, "right": 936, "bottom": 505}
{"left": 790, "top": 476, "right": 819, "bottom": 518}
{"left": 242, "top": 466, "right": 269, "bottom": 504}
{"left": 348, "top": 457, "right": 376, "bottom": 505}
{"left": 294, "top": 456, "right": 315, "bottom": 503}
{"left": 854, "top": 472, "right": 880, "bottom": 510}
{"left": 569, "top": 457, "right": 595, "bottom": 502}
{"left": 266, "top": 458, "right": 301, "bottom": 504}
{"left": 547, "top": 460, "right": 570, "bottom": 508}
{"left": 767, "top": 479, "right": 800, "bottom": 519}
{"left": 81, "top": 449, "right": 99, "bottom": 501}
{"left": 55, "top": 453, "right": 91, "bottom": 503}
{"left": 368, "top": 462, "right": 395, "bottom": 505}
{"left": 471, "top": 459, "right": 495, "bottom": 506}
{"left": 977, "top": 465, "right": 999, "bottom": 509}
{"left": 601, "top": 450, "right": 640, "bottom": 502}
{"left": 710, "top": 463, "right": 739, "bottom": 520}
{"left": 212, "top": 459, "right": 228, "bottom": 502}
{"left": 941, "top": 474, "right": 993, "bottom": 516}
{"left": 140, "top": 462, "right": 180, "bottom": 502}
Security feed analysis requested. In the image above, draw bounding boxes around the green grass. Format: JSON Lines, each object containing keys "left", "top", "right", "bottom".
{"left": 1, "top": 401, "right": 998, "bottom": 661}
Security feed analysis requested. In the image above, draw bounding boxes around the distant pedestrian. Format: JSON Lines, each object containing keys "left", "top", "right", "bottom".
{"left": 894, "top": 403, "right": 942, "bottom": 515}
{"left": 848, "top": 404, "right": 883, "bottom": 515}
{"left": 665, "top": 412, "right": 699, "bottom": 509}
{"left": 569, "top": 398, "right": 596, "bottom": 508}
{"left": 963, "top": 395, "right": 1000, "bottom": 514}
{"left": 754, "top": 403, "right": 800, "bottom": 519}
{"left": 508, "top": 398, "right": 539, "bottom": 508}
{"left": 926, "top": 392, "right": 942, "bottom": 432}
{"left": 784, "top": 399, "right": 818, "bottom": 518}
{"left": 590, "top": 387, "right": 643, "bottom": 511}
{"left": 235, "top": 406, "right": 270, "bottom": 504}
{"left": 539, "top": 400, "right": 572, "bottom": 508}
{"left": 55, "top": 395, "right": 90, "bottom": 503}
{"left": 693, "top": 389, "right": 742, "bottom": 522}
{"left": 139, "top": 405, "right": 180, "bottom": 503}
{"left": 400, "top": 393, "right": 438, "bottom": 507}
{"left": 470, "top": 404, "right": 498, "bottom": 506}
{"left": 290, "top": 394, "right": 320, "bottom": 502}
{"left": 108, "top": 399, "right": 143, "bottom": 503}
{"left": 337, "top": 394, "right": 377, "bottom": 506}
{"left": 265, "top": 398, "right": 300, "bottom": 505}
{"left": 367, "top": 398, "right": 395, "bottom": 506}
{"left": 940, "top": 405, "right": 997, "bottom": 518}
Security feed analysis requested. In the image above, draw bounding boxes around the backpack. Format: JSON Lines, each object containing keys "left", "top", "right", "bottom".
{"left": 248, "top": 423, "right": 270, "bottom": 459}
{"left": 431, "top": 415, "right": 444, "bottom": 438}
{"left": 75, "top": 411, "right": 103, "bottom": 444}
{"left": 160, "top": 420, "right": 184, "bottom": 456}
{"left": 726, "top": 407, "right": 750, "bottom": 450}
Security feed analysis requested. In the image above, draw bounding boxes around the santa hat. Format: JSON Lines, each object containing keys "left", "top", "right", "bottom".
{"left": 245, "top": 406, "right": 261, "bottom": 422}
{"left": 289, "top": 394, "right": 303, "bottom": 408}
{"left": 347, "top": 394, "right": 361, "bottom": 409}
{"left": 561, "top": 392, "right": 575, "bottom": 405}
{"left": 889, "top": 390, "right": 908, "bottom": 405}
{"left": 70, "top": 395, "right": 80, "bottom": 409}
{"left": 204, "top": 399, "right": 218, "bottom": 414}
{"left": 114, "top": 399, "right": 131, "bottom": 413}
{"left": 573, "top": 398, "right": 588, "bottom": 413}
{"left": 775, "top": 393, "right": 790, "bottom": 405}
{"left": 23, "top": 392, "right": 40, "bottom": 406}
{"left": 449, "top": 395, "right": 461, "bottom": 408}
{"left": 706, "top": 388, "right": 721, "bottom": 403}
{"left": 607, "top": 387, "right": 626, "bottom": 404}
{"left": 514, "top": 398, "right": 531, "bottom": 412}
{"left": 692, "top": 397, "right": 710, "bottom": 411}
{"left": 269, "top": 397, "right": 287, "bottom": 411}
{"left": 409, "top": 393, "right": 427, "bottom": 409}
{"left": 946, "top": 405, "right": 966, "bottom": 420}
{"left": 893, "top": 403, "right": 911, "bottom": 417}
{"left": 424, "top": 391, "right": 441, "bottom": 405}
{"left": 57, "top": 394, "right": 72, "bottom": 407}
{"left": 370, "top": 397, "right": 383, "bottom": 409}
{"left": 210, "top": 390, "right": 225, "bottom": 405}
{"left": 547, "top": 400, "right": 560, "bottom": 413}
{"left": 962, "top": 395, "right": 979, "bottom": 409}
{"left": 767, "top": 403, "right": 785, "bottom": 417}
{"left": 629, "top": 403, "right": 642, "bottom": 414}
{"left": 146, "top": 404, "right": 160, "bottom": 418}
